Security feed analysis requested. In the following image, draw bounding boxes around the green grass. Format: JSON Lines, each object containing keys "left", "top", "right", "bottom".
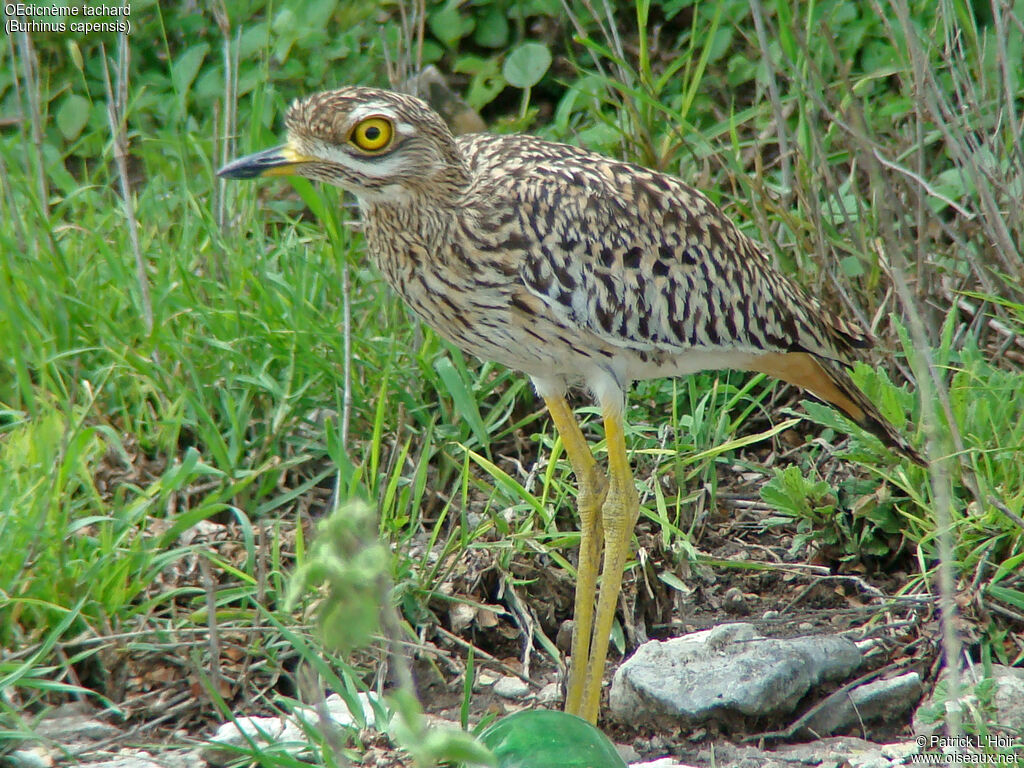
{"left": 1, "top": 0, "right": 1023, "bottom": 758}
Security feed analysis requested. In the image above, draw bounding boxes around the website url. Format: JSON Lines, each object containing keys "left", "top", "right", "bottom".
{"left": 911, "top": 753, "right": 1021, "bottom": 765}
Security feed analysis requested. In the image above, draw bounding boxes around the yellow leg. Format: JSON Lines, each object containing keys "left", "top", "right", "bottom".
{"left": 579, "top": 405, "right": 639, "bottom": 724}
{"left": 542, "top": 396, "right": 607, "bottom": 718}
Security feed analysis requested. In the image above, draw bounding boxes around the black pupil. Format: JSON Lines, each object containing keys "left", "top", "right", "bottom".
{"left": 365, "top": 125, "right": 381, "bottom": 141}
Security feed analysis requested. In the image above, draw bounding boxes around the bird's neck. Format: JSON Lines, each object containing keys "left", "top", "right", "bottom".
{"left": 361, "top": 191, "right": 457, "bottom": 267}
{"left": 358, "top": 150, "right": 470, "bottom": 280}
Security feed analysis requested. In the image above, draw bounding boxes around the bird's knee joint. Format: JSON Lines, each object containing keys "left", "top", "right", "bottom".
{"left": 601, "top": 482, "right": 639, "bottom": 529}
{"left": 576, "top": 467, "right": 608, "bottom": 515}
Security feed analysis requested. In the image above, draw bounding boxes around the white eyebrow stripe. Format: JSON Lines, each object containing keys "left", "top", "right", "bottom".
{"left": 348, "top": 103, "right": 399, "bottom": 122}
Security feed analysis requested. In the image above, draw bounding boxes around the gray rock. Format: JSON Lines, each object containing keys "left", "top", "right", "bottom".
{"left": 609, "top": 623, "right": 862, "bottom": 728}
{"left": 203, "top": 716, "right": 287, "bottom": 765}
{"left": 913, "top": 663, "right": 1024, "bottom": 736}
{"left": 803, "top": 671, "right": 922, "bottom": 735}
{"left": 4, "top": 702, "right": 202, "bottom": 768}
{"left": 492, "top": 675, "right": 531, "bottom": 700}
{"left": 31, "top": 701, "right": 122, "bottom": 743}
{"left": 8, "top": 747, "right": 203, "bottom": 768}
{"left": 7, "top": 748, "right": 52, "bottom": 768}
{"left": 536, "top": 681, "right": 562, "bottom": 705}
{"left": 61, "top": 755, "right": 179, "bottom": 768}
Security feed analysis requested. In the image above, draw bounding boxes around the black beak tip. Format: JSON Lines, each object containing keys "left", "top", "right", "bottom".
{"left": 217, "top": 145, "right": 296, "bottom": 180}
{"left": 217, "top": 158, "right": 264, "bottom": 180}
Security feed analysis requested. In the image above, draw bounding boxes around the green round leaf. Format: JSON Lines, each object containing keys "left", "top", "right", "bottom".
{"left": 429, "top": 2, "right": 475, "bottom": 48}
{"left": 503, "top": 42, "right": 552, "bottom": 89}
{"left": 56, "top": 94, "right": 91, "bottom": 141}
{"left": 479, "top": 710, "right": 627, "bottom": 768}
{"left": 474, "top": 9, "right": 509, "bottom": 48}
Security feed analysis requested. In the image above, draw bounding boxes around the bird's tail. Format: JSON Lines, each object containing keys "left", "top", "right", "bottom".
{"left": 749, "top": 351, "right": 927, "bottom": 467}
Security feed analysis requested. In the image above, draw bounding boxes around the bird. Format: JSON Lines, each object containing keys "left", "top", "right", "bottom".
{"left": 218, "top": 86, "right": 925, "bottom": 725}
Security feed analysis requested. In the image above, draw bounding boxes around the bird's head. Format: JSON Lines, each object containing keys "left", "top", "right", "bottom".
{"left": 218, "top": 87, "right": 467, "bottom": 203}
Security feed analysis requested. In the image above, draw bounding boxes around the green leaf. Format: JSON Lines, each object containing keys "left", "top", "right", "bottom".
{"left": 474, "top": 8, "right": 509, "bottom": 48}
{"left": 171, "top": 42, "right": 210, "bottom": 95}
{"left": 988, "top": 584, "right": 1024, "bottom": 612}
{"left": 479, "top": 710, "right": 627, "bottom": 768}
{"left": 56, "top": 94, "right": 91, "bottom": 141}
{"left": 420, "top": 728, "right": 496, "bottom": 767}
{"left": 455, "top": 55, "right": 507, "bottom": 110}
{"left": 840, "top": 255, "right": 865, "bottom": 278}
{"left": 760, "top": 465, "right": 832, "bottom": 519}
{"left": 658, "top": 571, "right": 692, "bottom": 594}
{"left": 503, "top": 42, "right": 552, "bottom": 89}
{"left": 434, "top": 356, "right": 489, "bottom": 448}
{"left": 429, "top": 1, "right": 474, "bottom": 48}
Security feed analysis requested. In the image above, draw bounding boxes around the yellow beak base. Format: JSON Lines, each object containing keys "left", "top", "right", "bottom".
{"left": 217, "top": 144, "right": 315, "bottom": 179}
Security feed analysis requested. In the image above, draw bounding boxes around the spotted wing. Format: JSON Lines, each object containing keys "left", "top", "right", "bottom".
{"left": 505, "top": 147, "right": 868, "bottom": 363}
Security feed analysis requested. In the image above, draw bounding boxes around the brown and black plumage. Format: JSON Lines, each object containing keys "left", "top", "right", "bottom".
{"left": 219, "top": 86, "right": 924, "bottom": 724}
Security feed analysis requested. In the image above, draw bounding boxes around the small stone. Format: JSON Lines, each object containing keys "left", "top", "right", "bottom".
{"left": 722, "top": 587, "right": 749, "bottom": 615}
{"left": 556, "top": 619, "right": 574, "bottom": 652}
{"left": 449, "top": 602, "right": 477, "bottom": 633}
{"left": 32, "top": 702, "right": 122, "bottom": 743}
{"left": 615, "top": 742, "right": 640, "bottom": 764}
{"left": 475, "top": 670, "right": 501, "bottom": 690}
{"left": 7, "top": 748, "right": 53, "bottom": 768}
{"left": 535, "top": 681, "right": 562, "bottom": 705}
{"left": 492, "top": 675, "right": 530, "bottom": 700}
{"left": 803, "top": 672, "right": 922, "bottom": 735}
{"left": 293, "top": 692, "right": 381, "bottom": 730}
{"left": 203, "top": 717, "right": 287, "bottom": 765}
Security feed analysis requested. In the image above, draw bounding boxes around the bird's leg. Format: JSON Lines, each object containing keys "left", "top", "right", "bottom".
{"left": 579, "top": 404, "right": 639, "bottom": 724}
{"left": 542, "top": 395, "right": 607, "bottom": 718}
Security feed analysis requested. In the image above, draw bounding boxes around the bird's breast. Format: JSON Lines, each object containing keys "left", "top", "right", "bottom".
{"left": 360, "top": 206, "right": 622, "bottom": 384}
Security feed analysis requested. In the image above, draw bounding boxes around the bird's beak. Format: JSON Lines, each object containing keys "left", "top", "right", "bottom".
{"left": 217, "top": 143, "right": 316, "bottom": 179}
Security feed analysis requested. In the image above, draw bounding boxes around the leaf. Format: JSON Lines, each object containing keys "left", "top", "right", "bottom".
{"left": 419, "top": 728, "right": 496, "bottom": 767}
{"left": 840, "top": 255, "right": 865, "bottom": 278}
{"left": 171, "top": 43, "right": 210, "bottom": 95}
{"left": 479, "top": 710, "right": 627, "bottom": 768}
{"left": 987, "top": 584, "right": 1024, "bottom": 612}
{"left": 66, "top": 39, "right": 84, "bottom": 72}
{"left": 760, "top": 465, "right": 832, "bottom": 519}
{"left": 429, "top": 1, "right": 474, "bottom": 48}
{"left": 434, "top": 356, "right": 489, "bottom": 448}
{"left": 455, "top": 55, "right": 507, "bottom": 110}
{"left": 658, "top": 571, "right": 692, "bottom": 594}
{"left": 474, "top": 8, "right": 509, "bottom": 48}
{"left": 56, "top": 94, "right": 91, "bottom": 141}
{"left": 503, "top": 42, "right": 552, "bottom": 89}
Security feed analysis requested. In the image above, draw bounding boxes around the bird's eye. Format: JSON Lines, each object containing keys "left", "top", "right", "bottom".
{"left": 351, "top": 117, "right": 393, "bottom": 152}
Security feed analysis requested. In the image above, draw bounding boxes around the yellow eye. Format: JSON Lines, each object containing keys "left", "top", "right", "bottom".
{"left": 351, "top": 117, "right": 393, "bottom": 151}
